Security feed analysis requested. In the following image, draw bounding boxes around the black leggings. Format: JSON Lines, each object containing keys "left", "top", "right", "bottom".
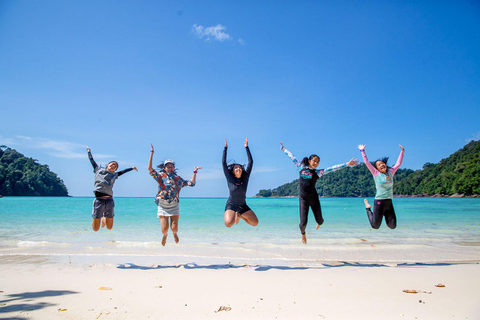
{"left": 366, "top": 199, "right": 397, "bottom": 229}
{"left": 299, "top": 195, "right": 324, "bottom": 235}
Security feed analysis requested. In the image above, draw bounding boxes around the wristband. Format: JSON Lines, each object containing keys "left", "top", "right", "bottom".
{"left": 194, "top": 171, "right": 198, "bottom": 174}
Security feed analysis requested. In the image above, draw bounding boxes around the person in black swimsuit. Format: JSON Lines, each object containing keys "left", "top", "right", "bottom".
{"left": 223, "top": 138, "right": 259, "bottom": 228}
{"left": 280, "top": 142, "right": 358, "bottom": 244}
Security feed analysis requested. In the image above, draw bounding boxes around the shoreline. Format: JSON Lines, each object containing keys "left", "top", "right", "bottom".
{"left": 254, "top": 193, "right": 480, "bottom": 198}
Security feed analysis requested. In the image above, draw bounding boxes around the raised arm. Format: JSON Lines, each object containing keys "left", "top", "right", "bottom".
{"left": 280, "top": 142, "right": 301, "bottom": 169}
{"left": 317, "top": 162, "right": 348, "bottom": 177}
{"left": 187, "top": 166, "right": 202, "bottom": 187}
{"left": 148, "top": 144, "right": 155, "bottom": 173}
{"left": 390, "top": 145, "right": 405, "bottom": 175}
{"left": 245, "top": 138, "right": 253, "bottom": 174}
{"left": 117, "top": 166, "right": 138, "bottom": 176}
{"left": 358, "top": 144, "right": 379, "bottom": 176}
{"left": 86, "top": 145, "right": 98, "bottom": 170}
{"left": 317, "top": 157, "right": 358, "bottom": 176}
{"left": 222, "top": 139, "right": 230, "bottom": 178}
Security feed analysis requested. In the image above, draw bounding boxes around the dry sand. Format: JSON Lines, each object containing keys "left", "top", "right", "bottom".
{"left": 1, "top": 255, "right": 479, "bottom": 319}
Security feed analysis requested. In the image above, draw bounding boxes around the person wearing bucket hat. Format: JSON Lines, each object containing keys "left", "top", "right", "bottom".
{"left": 357, "top": 144, "right": 404, "bottom": 230}
{"left": 148, "top": 144, "right": 201, "bottom": 246}
{"left": 280, "top": 142, "right": 359, "bottom": 244}
{"left": 86, "top": 146, "right": 138, "bottom": 232}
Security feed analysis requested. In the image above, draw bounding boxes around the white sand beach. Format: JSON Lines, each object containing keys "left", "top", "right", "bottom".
{"left": 1, "top": 255, "right": 479, "bottom": 320}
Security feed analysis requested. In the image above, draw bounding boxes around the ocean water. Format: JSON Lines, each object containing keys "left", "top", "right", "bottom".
{"left": 0, "top": 197, "right": 479, "bottom": 265}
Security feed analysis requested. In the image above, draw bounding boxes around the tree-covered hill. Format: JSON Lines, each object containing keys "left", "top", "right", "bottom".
{"left": 257, "top": 164, "right": 413, "bottom": 198}
{"left": 256, "top": 140, "right": 480, "bottom": 197}
{"left": 0, "top": 145, "right": 69, "bottom": 196}
{"left": 394, "top": 140, "right": 480, "bottom": 196}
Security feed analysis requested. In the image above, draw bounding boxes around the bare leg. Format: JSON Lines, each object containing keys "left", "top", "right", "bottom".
{"left": 170, "top": 216, "right": 180, "bottom": 243}
{"left": 92, "top": 219, "right": 101, "bottom": 232}
{"left": 101, "top": 217, "right": 106, "bottom": 228}
{"left": 224, "top": 210, "right": 236, "bottom": 228}
{"left": 105, "top": 218, "right": 114, "bottom": 230}
{"left": 160, "top": 216, "right": 169, "bottom": 246}
{"left": 239, "top": 210, "right": 259, "bottom": 227}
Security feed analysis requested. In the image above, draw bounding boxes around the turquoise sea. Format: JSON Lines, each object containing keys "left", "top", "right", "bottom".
{"left": 0, "top": 197, "right": 479, "bottom": 265}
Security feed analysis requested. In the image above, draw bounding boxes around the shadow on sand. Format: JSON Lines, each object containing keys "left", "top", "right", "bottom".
{"left": 0, "top": 290, "right": 78, "bottom": 319}
{"left": 117, "top": 261, "right": 471, "bottom": 272}
{"left": 117, "top": 262, "right": 310, "bottom": 271}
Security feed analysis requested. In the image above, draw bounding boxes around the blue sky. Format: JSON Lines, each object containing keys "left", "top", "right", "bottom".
{"left": 1, "top": 0, "right": 479, "bottom": 197}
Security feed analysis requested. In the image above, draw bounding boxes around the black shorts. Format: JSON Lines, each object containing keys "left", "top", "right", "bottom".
{"left": 225, "top": 202, "right": 251, "bottom": 215}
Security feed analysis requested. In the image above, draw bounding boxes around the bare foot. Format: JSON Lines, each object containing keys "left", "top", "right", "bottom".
{"left": 301, "top": 234, "right": 307, "bottom": 244}
{"left": 173, "top": 233, "right": 179, "bottom": 244}
{"left": 101, "top": 217, "right": 106, "bottom": 228}
{"left": 162, "top": 234, "right": 167, "bottom": 246}
{"left": 316, "top": 224, "right": 321, "bottom": 230}
{"left": 364, "top": 199, "right": 372, "bottom": 209}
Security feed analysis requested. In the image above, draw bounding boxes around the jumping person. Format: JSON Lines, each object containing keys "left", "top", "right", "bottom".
{"left": 358, "top": 144, "right": 404, "bottom": 229}
{"left": 87, "top": 146, "right": 138, "bottom": 232}
{"left": 223, "top": 138, "right": 259, "bottom": 228}
{"left": 148, "top": 144, "right": 201, "bottom": 246}
{"left": 280, "top": 142, "right": 359, "bottom": 244}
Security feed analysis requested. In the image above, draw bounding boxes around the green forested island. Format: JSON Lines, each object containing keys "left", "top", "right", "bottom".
{"left": 256, "top": 140, "right": 480, "bottom": 198}
{"left": 0, "top": 145, "right": 69, "bottom": 196}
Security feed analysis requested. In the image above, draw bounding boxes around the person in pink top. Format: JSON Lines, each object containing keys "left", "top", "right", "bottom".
{"left": 358, "top": 144, "right": 405, "bottom": 229}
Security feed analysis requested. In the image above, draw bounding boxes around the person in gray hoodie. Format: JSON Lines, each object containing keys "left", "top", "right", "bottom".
{"left": 87, "top": 146, "right": 137, "bottom": 231}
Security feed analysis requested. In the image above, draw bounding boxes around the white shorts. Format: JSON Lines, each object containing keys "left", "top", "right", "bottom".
{"left": 157, "top": 200, "right": 180, "bottom": 217}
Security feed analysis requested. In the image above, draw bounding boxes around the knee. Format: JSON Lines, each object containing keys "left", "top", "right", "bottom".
{"left": 250, "top": 220, "right": 258, "bottom": 227}
{"left": 371, "top": 224, "right": 381, "bottom": 230}
{"left": 225, "top": 221, "right": 234, "bottom": 228}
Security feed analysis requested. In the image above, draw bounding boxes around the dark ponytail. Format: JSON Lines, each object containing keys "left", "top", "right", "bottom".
{"left": 301, "top": 154, "right": 320, "bottom": 167}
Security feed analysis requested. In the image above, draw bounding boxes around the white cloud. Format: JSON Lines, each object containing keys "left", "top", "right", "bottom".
{"left": 192, "top": 24, "right": 233, "bottom": 42}
{"left": 238, "top": 38, "right": 245, "bottom": 45}
{"left": 467, "top": 132, "right": 480, "bottom": 142}
{"left": 1, "top": 136, "right": 114, "bottom": 159}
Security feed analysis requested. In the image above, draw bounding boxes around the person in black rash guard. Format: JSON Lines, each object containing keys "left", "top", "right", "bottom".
{"left": 223, "top": 138, "right": 259, "bottom": 228}
{"left": 87, "top": 146, "right": 138, "bottom": 231}
{"left": 280, "top": 142, "right": 359, "bottom": 244}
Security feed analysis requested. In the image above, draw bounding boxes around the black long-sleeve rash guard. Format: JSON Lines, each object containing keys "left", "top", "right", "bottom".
{"left": 222, "top": 146, "right": 253, "bottom": 207}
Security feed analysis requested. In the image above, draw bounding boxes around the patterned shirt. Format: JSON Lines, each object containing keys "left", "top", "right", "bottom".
{"left": 150, "top": 170, "right": 195, "bottom": 204}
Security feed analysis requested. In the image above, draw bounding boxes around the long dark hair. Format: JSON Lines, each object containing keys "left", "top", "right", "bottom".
{"left": 227, "top": 162, "right": 246, "bottom": 178}
{"left": 371, "top": 157, "right": 389, "bottom": 170}
{"left": 300, "top": 154, "right": 320, "bottom": 167}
